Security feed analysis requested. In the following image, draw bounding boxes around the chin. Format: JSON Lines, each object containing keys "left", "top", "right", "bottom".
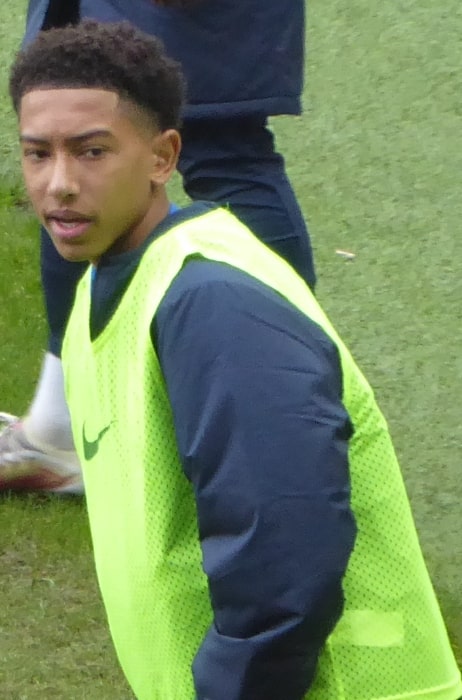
{"left": 55, "top": 245, "right": 91, "bottom": 264}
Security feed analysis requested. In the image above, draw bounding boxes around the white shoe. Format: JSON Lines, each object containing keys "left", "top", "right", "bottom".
{"left": 0, "top": 412, "right": 83, "bottom": 494}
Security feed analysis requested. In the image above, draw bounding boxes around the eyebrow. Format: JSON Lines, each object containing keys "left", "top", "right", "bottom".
{"left": 20, "top": 129, "right": 113, "bottom": 144}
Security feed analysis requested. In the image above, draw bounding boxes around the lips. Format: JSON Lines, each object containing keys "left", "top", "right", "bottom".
{"left": 45, "top": 210, "right": 93, "bottom": 240}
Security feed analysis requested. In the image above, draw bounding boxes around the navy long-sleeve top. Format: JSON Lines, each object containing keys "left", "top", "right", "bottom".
{"left": 90, "top": 203, "right": 356, "bottom": 699}
{"left": 24, "top": 0, "right": 304, "bottom": 119}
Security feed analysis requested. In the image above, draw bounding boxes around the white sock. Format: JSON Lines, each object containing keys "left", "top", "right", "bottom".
{"left": 23, "top": 352, "right": 75, "bottom": 452}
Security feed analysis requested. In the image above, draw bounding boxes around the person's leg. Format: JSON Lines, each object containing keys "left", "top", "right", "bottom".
{"left": 40, "top": 228, "right": 88, "bottom": 359}
{"left": 179, "top": 117, "right": 316, "bottom": 290}
{"left": 0, "top": 353, "right": 82, "bottom": 493}
{"left": 0, "top": 230, "right": 86, "bottom": 493}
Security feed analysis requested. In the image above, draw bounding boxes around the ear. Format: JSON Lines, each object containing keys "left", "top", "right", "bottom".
{"left": 150, "top": 129, "right": 181, "bottom": 186}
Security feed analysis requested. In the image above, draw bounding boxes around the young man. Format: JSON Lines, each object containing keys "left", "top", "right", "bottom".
{"left": 0, "top": 0, "right": 314, "bottom": 493}
{"left": 9, "top": 20, "right": 462, "bottom": 700}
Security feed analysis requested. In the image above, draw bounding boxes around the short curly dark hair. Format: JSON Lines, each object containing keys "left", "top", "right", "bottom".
{"left": 9, "top": 20, "right": 185, "bottom": 130}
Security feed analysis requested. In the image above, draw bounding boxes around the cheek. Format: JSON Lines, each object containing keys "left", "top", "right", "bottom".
{"left": 21, "top": 163, "right": 35, "bottom": 192}
{"left": 22, "top": 171, "right": 42, "bottom": 206}
{"left": 122, "top": 145, "right": 155, "bottom": 186}
{"left": 108, "top": 158, "right": 154, "bottom": 204}
{"left": 22, "top": 162, "right": 48, "bottom": 195}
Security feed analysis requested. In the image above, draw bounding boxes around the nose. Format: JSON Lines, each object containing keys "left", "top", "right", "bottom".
{"left": 47, "top": 154, "right": 79, "bottom": 200}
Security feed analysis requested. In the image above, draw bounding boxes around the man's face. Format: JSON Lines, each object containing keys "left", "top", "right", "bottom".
{"left": 19, "top": 88, "right": 170, "bottom": 262}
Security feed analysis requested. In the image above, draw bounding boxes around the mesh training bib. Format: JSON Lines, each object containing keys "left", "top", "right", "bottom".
{"left": 63, "top": 207, "right": 462, "bottom": 700}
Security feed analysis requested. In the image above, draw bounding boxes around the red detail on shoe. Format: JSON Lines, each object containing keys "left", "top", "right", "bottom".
{"left": 0, "top": 468, "right": 77, "bottom": 493}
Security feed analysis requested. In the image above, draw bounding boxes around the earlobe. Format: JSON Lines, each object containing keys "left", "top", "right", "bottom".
{"left": 150, "top": 129, "right": 181, "bottom": 186}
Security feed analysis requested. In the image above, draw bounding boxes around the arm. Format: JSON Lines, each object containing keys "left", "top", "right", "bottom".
{"left": 154, "top": 261, "right": 356, "bottom": 700}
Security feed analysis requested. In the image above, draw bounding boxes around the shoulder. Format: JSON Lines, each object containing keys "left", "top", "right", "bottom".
{"left": 162, "top": 258, "right": 272, "bottom": 302}
{"left": 154, "top": 259, "right": 270, "bottom": 345}
{"left": 154, "top": 259, "right": 342, "bottom": 384}
{"left": 157, "top": 258, "right": 305, "bottom": 332}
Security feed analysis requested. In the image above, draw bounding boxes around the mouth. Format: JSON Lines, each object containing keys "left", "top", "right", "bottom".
{"left": 45, "top": 211, "right": 94, "bottom": 240}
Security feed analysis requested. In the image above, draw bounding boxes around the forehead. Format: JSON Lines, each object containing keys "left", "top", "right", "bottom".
{"left": 19, "top": 88, "right": 127, "bottom": 138}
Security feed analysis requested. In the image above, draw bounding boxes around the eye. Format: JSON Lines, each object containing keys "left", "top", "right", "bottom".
{"left": 81, "top": 146, "right": 106, "bottom": 159}
{"left": 23, "top": 148, "right": 49, "bottom": 161}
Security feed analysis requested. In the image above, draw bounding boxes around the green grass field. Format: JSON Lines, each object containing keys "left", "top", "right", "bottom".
{"left": 0, "top": 0, "right": 460, "bottom": 696}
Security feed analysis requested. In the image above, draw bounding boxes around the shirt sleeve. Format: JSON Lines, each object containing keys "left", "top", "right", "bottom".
{"left": 153, "top": 260, "right": 356, "bottom": 700}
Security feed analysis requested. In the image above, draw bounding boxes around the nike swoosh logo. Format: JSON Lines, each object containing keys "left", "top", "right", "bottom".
{"left": 82, "top": 422, "right": 112, "bottom": 461}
